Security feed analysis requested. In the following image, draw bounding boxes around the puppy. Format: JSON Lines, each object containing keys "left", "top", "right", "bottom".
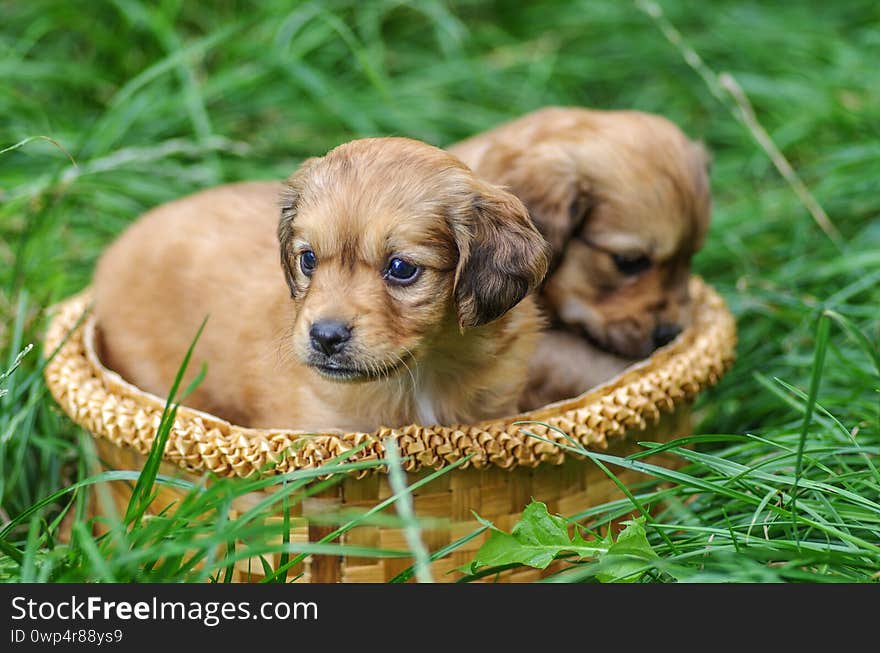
{"left": 93, "top": 137, "right": 549, "bottom": 433}
{"left": 449, "top": 107, "right": 711, "bottom": 409}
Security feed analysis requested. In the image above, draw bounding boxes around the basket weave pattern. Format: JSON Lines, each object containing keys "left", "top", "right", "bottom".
{"left": 44, "top": 277, "right": 735, "bottom": 479}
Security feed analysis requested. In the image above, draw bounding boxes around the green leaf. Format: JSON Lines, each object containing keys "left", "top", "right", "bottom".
{"left": 595, "top": 517, "right": 659, "bottom": 583}
{"left": 470, "top": 503, "right": 660, "bottom": 583}
{"left": 471, "top": 501, "right": 607, "bottom": 571}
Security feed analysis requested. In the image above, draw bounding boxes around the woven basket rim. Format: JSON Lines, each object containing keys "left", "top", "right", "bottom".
{"left": 43, "top": 276, "right": 736, "bottom": 477}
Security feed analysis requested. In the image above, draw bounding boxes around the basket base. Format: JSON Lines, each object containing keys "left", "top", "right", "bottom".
{"left": 71, "top": 407, "right": 692, "bottom": 583}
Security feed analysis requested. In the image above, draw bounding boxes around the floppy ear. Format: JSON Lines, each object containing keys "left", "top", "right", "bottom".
{"left": 477, "top": 142, "right": 592, "bottom": 258}
{"left": 278, "top": 157, "right": 321, "bottom": 297}
{"left": 452, "top": 181, "right": 550, "bottom": 329}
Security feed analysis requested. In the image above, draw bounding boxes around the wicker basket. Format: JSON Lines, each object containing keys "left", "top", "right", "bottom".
{"left": 44, "top": 276, "right": 736, "bottom": 582}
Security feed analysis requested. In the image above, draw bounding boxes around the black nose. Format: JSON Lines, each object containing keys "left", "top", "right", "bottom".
{"left": 653, "top": 323, "right": 682, "bottom": 348}
{"left": 309, "top": 320, "right": 352, "bottom": 356}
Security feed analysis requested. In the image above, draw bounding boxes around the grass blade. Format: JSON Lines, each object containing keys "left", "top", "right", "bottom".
{"left": 124, "top": 316, "right": 208, "bottom": 526}
{"left": 792, "top": 312, "right": 831, "bottom": 542}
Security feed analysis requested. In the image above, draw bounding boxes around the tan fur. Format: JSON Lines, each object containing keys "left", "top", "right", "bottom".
{"left": 523, "top": 330, "right": 634, "bottom": 410}
{"left": 449, "top": 107, "right": 711, "bottom": 409}
{"left": 94, "top": 137, "right": 549, "bottom": 432}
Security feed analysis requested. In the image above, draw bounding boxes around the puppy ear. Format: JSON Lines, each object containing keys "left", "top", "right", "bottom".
{"left": 278, "top": 157, "right": 321, "bottom": 297}
{"left": 453, "top": 181, "right": 550, "bottom": 329}
{"left": 477, "top": 142, "right": 590, "bottom": 256}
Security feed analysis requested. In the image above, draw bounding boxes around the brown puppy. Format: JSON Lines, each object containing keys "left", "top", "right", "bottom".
{"left": 94, "top": 137, "right": 549, "bottom": 432}
{"left": 449, "top": 107, "right": 711, "bottom": 409}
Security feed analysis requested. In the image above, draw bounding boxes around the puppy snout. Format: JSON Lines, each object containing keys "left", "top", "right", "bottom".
{"left": 309, "top": 320, "right": 352, "bottom": 356}
{"left": 653, "top": 323, "right": 682, "bottom": 348}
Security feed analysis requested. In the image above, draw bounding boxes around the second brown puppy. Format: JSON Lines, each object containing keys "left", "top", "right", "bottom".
{"left": 449, "top": 107, "right": 711, "bottom": 409}
{"left": 94, "top": 137, "right": 549, "bottom": 432}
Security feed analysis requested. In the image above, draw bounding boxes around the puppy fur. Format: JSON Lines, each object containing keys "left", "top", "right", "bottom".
{"left": 449, "top": 107, "right": 711, "bottom": 409}
{"left": 94, "top": 137, "right": 549, "bottom": 433}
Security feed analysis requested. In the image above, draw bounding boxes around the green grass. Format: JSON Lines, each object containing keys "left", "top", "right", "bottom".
{"left": 1, "top": 0, "right": 878, "bottom": 583}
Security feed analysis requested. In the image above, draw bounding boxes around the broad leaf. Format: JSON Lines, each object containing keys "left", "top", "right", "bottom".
{"left": 471, "top": 502, "right": 659, "bottom": 582}
{"left": 471, "top": 501, "right": 608, "bottom": 570}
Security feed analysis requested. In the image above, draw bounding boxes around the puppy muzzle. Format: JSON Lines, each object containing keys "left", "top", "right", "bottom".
{"left": 305, "top": 320, "right": 413, "bottom": 382}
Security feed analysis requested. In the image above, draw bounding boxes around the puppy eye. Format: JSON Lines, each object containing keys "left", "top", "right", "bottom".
{"left": 299, "top": 250, "right": 317, "bottom": 276}
{"left": 384, "top": 257, "right": 421, "bottom": 285}
{"left": 612, "top": 253, "right": 651, "bottom": 276}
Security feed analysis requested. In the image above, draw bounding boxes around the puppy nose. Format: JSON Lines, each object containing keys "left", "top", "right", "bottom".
{"left": 309, "top": 320, "right": 352, "bottom": 356}
{"left": 653, "top": 323, "right": 682, "bottom": 348}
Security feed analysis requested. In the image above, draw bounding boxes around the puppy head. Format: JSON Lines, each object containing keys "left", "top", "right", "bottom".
{"left": 278, "top": 137, "right": 548, "bottom": 382}
{"left": 477, "top": 108, "right": 711, "bottom": 358}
